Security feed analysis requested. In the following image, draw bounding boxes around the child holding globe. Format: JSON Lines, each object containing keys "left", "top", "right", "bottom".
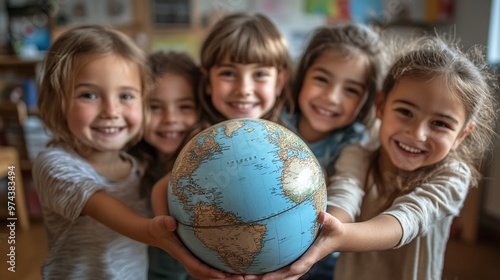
{"left": 279, "top": 22, "right": 389, "bottom": 280}
{"left": 33, "top": 24, "right": 241, "bottom": 280}
{"left": 129, "top": 50, "right": 201, "bottom": 280}
{"left": 252, "top": 35, "right": 498, "bottom": 280}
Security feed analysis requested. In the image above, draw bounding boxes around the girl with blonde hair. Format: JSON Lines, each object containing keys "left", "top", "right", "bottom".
{"left": 34, "top": 24, "right": 240, "bottom": 280}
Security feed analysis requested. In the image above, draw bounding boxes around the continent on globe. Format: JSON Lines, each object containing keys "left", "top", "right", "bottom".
{"left": 168, "top": 118, "right": 327, "bottom": 274}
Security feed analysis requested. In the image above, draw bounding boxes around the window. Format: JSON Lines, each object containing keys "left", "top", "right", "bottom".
{"left": 488, "top": 0, "right": 500, "bottom": 64}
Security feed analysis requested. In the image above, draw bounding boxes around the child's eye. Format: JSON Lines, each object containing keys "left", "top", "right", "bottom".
{"left": 219, "top": 70, "right": 235, "bottom": 77}
{"left": 313, "top": 76, "right": 328, "bottom": 84}
{"left": 150, "top": 104, "right": 162, "bottom": 111}
{"left": 395, "top": 108, "right": 412, "bottom": 117}
{"left": 180, "top": 104, "right": 196, "bottom": 111}
{"left": 120, "top": 92, "right": 136, "bottom": 100}
{"left": 255, "top": 71, "right": 269, "bottom": 78}
{"left": 345, "top": 87, "right": 362, "bottom": 96}
{"left": 432, "top": 120, "right": 452, "bottom": 130}
{"left": 78, "top": 92, "right": 97, "bottom": 99}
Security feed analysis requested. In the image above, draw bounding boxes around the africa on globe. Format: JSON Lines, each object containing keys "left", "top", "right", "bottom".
{"left": 168, "top": 118, "right": 327, "bottom": 274}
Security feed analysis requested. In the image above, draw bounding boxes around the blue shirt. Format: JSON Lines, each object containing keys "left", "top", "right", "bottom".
{"left": 280, "top": 111, "right": 368, "bottom": 176}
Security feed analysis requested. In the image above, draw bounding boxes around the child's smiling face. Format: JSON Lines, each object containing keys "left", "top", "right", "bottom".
{"left": 377, "top": 76, "right": 473, "bottom": 172}
{"left": 207, "top": 54, "right": 285, "bottom": 120}
{"left": 145, "top": 73, "right": 198, "bottom": 155}
{"left": 67, "top": 54, "right": 143, "bottom": 153}
{"left": 297, "top": 49, "right": 369, "bottom": 143}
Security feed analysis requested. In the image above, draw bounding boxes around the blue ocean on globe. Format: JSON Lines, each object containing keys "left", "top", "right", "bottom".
{"left": 168, "top": 118, "right": 327, "bottom": 274}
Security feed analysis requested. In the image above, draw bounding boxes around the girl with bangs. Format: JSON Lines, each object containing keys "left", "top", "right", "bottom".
{"left": 197, "top": 12, "right": 292, "bottom": 126}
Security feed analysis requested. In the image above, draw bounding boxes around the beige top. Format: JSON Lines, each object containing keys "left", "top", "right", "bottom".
{"left": 327, "top": 144, "right": 470, "bottom": 280}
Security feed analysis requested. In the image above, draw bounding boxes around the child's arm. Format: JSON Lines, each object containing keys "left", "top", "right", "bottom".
{"left": 151, "top": 172, "right": 171, "bottom": 216}
{"left": 83, "top": 191, "right": 243, "bottom": 280}
{"left": 246, "top": 160, "right": 471, "bottom": 279}
{"left": 326, "top": 144, "right": 369, "bottom": 221}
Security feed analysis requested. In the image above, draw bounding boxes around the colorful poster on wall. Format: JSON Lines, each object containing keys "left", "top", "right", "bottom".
{"left": 305, "top": 0, "right": 385, "bottom": 24}
{"left": 305, "top": 0, "right": 333, "bottom": 16}
{"left": 349, "top": 0, "right": 384, "bottom": 24}
{"left": 426, "top": 0, "right": 455, "bottom": 23}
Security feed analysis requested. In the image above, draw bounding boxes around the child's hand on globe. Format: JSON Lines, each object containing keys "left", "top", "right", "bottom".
{"left": 149, "top": 215, "right": 244, "bottom": 280}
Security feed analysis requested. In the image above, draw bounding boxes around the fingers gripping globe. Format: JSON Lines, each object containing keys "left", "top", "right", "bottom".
{"left": 168, "top": 118, "right": 327, "bottom": 274}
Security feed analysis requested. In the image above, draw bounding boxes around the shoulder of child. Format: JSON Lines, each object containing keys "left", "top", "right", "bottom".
{"left": 34, "top": 145, "right": 88, "bottom": 171}
{"left": 338, "top": 143, "right": 373, "bottom": 163}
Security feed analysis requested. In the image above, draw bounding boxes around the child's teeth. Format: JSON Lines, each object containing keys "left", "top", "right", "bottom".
{"left": 235, "top": 103, "right": 252, "bottom": 109}
{"left": 98, "top": 128, "right": 119, "bottom": 133}
{"left": 161, "top": 132, "right": 181, "bottom": 138}
{"left": 316, "top": 107, "right": 332, "bottom": 116}
{"left": 398, "top": 142, "right": 422, "bottom": 153}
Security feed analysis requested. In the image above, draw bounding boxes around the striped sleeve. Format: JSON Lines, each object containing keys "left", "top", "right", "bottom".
{"left": 33, "top": 148, "right": 105, "bottom": 221}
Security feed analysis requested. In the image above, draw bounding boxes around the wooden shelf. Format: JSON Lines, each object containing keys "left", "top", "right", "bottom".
{"left": 0, "top": 55, "right": 43, "bottom": 79}
{"left": 0, "top": 55, "right": 43, "bottom": 66}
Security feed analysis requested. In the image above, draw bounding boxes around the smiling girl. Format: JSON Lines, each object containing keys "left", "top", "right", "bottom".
{"left": 279, "top": 23, "right": 389, "bottom": 280}
{"left": 198, "top": 12, "right": 292, "bottom": 125}
{"left": 33, "top": 25, "right": 239, "bottom": 280}
{"left": 259, "top": 34, "right": 498, "bottom": 280}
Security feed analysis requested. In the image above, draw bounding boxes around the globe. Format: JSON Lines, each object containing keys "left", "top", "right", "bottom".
{"left": 168, "top": 118, "right": 327, "bottom": 274}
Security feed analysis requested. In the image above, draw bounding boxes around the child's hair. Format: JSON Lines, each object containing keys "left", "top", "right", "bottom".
{"left": 198, "top": 12, "right": 293, "bottom": 124}
{"left": 374, "top": 34, "right": 498, "bottom": 199}
{"left": 290, "top": 23, "right": 389, "bottom": 125}
{"left": 38, "top": 24, "right": 152, "bottom": 153}
{"left": 148, "top": 50, "right": 201, "bottom": 88}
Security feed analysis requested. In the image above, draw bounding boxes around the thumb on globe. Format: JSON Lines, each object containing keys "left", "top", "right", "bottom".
{"left": 163, "top": 215, "right": 177, "bottom": 231}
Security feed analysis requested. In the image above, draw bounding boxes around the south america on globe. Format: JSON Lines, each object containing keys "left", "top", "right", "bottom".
{"left": 168, "top": 118, "right": 327, "bottom": 274}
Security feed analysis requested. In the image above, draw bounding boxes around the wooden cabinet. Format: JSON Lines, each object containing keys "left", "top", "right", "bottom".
{"left": 0, "top": 55, "right": 42, "bottom": 78}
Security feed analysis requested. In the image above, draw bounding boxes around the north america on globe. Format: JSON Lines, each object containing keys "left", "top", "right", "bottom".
{"left": 168, "top": 118, "right": 327, "bottom": 274}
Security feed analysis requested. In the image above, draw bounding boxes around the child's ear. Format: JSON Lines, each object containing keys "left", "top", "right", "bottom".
{"left": 452, "top": 122, "right": 475, "bottom": 150}
{"left": 275, "top": 70, "right": 289, "bottom": 97}
{"left": 375, "top": 91, "right": 385, "bottom": 118}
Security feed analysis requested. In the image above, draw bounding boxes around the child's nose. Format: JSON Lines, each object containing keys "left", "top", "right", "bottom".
{"left": 100, "top": 100, "right": 120, "bottom": 118}
{"left": 235, "top": 76, "right": 253, "bottom": 96}
{"left": 408, "top": 122, "right": 428, "bottom": 142}
{"left": 163, "top": 109, "right": 178, "bottom": 123}
{"left": 324, "top": 85, "right": 342, "bottom": 103}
